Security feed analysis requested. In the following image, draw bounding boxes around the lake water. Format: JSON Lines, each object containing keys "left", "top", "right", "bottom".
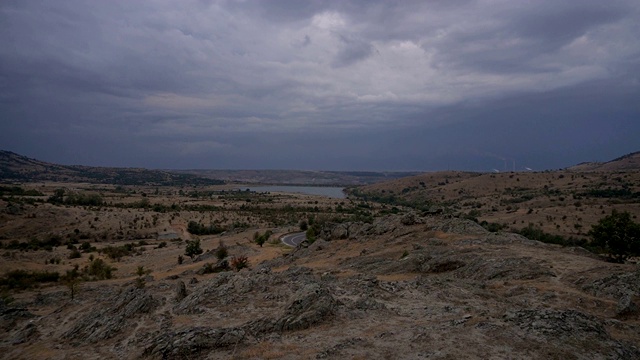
{"left": 241, "top": 186, "right": 346, "bottom": 199}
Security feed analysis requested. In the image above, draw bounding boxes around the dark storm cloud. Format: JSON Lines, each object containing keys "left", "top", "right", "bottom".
{"left": 331, "top": 35, "right": 374, "bottom": 68}
{"left": 430, "top": 1, "right": 629, "bottom": 74}
{"left": 1, "top": 0, "right": 639, "bottom": 170}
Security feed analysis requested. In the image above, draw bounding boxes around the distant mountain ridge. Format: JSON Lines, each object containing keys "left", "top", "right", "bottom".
{"left": 2, "top": 149, "right": 637, "bottom": 186}
{"left": 0, "top": 150, "right": 224, "bottom": 186}
{"left": 0, "top": 150, "right": 419, "bottom": 186}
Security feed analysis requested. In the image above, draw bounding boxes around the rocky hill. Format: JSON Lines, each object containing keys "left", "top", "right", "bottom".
{"left": 0, "top": 150, "right": 223, "bottom": 186}
{"left": 1, "top": 214, "right": 639, "bottom": 359}
{"left": 348, "top": 154, "right": 640, "bottom": 240}
{"left": 567, "top": 151, "right": 640, "bottom": 172}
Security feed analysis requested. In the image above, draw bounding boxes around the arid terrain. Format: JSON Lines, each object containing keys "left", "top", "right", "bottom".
{"left": 350, "top": 151, "right": 640, "bottom": 240}
{"left": 1, "top": 151, "right": 639, "bottom": 359}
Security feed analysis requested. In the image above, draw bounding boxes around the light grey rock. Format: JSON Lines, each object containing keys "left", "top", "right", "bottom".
{"left": 64, "top": 286, "right": 158, "bottom": 344}
{"left": 143, "top": 326, "right": 246, "bottom": 359}
{"left": 331, "top": 224, "right": 349, "bottom": 239}
{"left": 248, "top": 283, "right": 338, "bottom": 334}
{"left": 401, "top": 212, "right": 417, "bottom": 225}
{"left": 616, "top": 293, "right": 638, "bottom": 317}
{"left": 174, "top": 280, "right": 187, "bottom": 302}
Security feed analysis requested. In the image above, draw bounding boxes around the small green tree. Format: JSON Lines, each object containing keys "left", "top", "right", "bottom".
{"left": 253, "top": 230, "right": 272, "bottom": 247}
{"left": 84, "top": 258, "right": 116, "bottom": 280}
{"left": 305, "top": 227, "right": 316, "bottom": 244}
{"left": 134, "top": 266, "right": 151, "bottom": 288}
{"left": 185, "top": 239, "right": 203, "bottom": 259}
{"left": 589, "top": 210, "right": 640, "bottom": 262}
{"left": 68, "top": 249, "right": 81, "bottom": 259}
{"left": 135, "top": 265, "right": 151, "bottom": 277}
{"left": 215, "top": 241, "right": 228, "bottom": 260}
{"left": 61, "top": 265, "right": 81, "bottom": 300}
{"left": 48, "top": 189, "right": 65, "bottom": 204}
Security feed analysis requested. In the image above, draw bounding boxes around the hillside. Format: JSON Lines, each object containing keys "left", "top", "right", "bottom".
{"left": 0, "top": 150, "right": 417, "bottom": 186}
{"left": 567, "top": 151, "right": 640, "bottom": 172}
{"left": 0, "top": 150, "right": 223, "bottom": 186}
{"left": 348, "top": 153, "right": 640, "bottom": 240}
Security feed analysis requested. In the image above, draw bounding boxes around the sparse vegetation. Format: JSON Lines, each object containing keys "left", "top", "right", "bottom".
{"left": 3, "top": 235, "right": 63, "bottom": 252}
{"left": 100, "top": 244, "right": 142, "bottom": 261}
{"left": 299, "top": 220, "right": 308, "bottom": 231}
{"left": 0, "top": 185, "right": 44, "bottom": 197}
{"left": 187, "top": 221, "right": 225, "bottom": 235}
{"left": 305, "top": 227, "right": 316, "bottom": 244}
{"left": 589, "top": 210, "right": 640, "bottom": 262}
{"left": 230, "top": 255, "right": 249, "bottom": 271}
{"left": 254, "top": 230, "right": 272, "bottom": 247}
{"left": 83, "top": 258, "right": 117, "bottom": 280}
{"left": 134, "top": 266, "right": 151, "bottom": 288}
{"left": 48, "top": 188, "right": 104, "bottom": 206}
{"left": 215, "top": 242, "right": 228, "bottom": 260}
{"left": 69, "top": 248, "right": 82, "bottom": 259}
{"left": 61, "top": 265, "right": 81, "bottom": 300}
{"left": 185, "top": 239, "right": 203, "bottom": 259}
{"left": 515, "top": 224, "right": 589, "bottom": 248}
{"left": 0, "top": 269, "right": 60, "bottom": 290}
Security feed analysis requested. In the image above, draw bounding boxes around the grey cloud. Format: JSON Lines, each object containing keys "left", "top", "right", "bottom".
{"left": 428, "top": 1, "right": 633, "bottom": 74}
{"left": 1, "top": 0, "right": 639, "bottom": 171}
{"left": 331, "top": 35, "right": 374, "bottom": 68}
{"left": 293, "top": 34, "right": 311, "bottom": 48}
{"left": 512, "top": 3, "right": 625, "bottom": 45}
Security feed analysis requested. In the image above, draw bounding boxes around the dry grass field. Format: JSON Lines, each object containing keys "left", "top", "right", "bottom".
{"left": 351, "top": 166, "right": 640, "bottom": 240}
{"left": 0, "top": 182, "right": 378, "bottom": 276}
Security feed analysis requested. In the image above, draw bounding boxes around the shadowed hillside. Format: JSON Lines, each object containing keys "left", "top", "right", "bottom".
{"left": 0, "top": 151, "right": 224, "bottom": 186}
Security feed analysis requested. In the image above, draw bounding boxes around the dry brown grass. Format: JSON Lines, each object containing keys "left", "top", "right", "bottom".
{"left": 357, "top": 169, "right": 640, "bottom": 239}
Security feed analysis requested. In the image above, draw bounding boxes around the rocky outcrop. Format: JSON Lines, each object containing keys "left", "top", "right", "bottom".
{"left": 616, "top": 293, "right": 639, "bottom": 318}
{"left": 0, "top": 299, "right": 35, "bottom": 332}
{"left": 5, "top": 214, "right": 640, "bottom": 359}
{"left": 173, "top": 272, "right": 234, "bottom": 314}
{"left": 505, "top": 308, "right": 609, "bottom": 339}
{"left": 583, "top": 269, "right": 640, "bottom": 299}
{"left": 457, "top": 256, "right": 555, "bottom": 281}
{"left": 504, "top": 308, "right": 640, "bottom": 358}
{"left": 248, "top": 283, "right": 338, "bottom": 334}
{"left": 64, "top": 286, "right": 158, "bottom": 344}
{"left": 11, "top": 322, "right": 38, "bottom": 345}
{"left": 428, "top": 218, "right": 488, "bottom": 235}
{"left": 275, "top": 283, "right": 338, "bottom": 331}
{"left": 174, "top": 280, "right": 187, "bottom": 302}
{"left": 400, "top": 211, "right": 420, "bottom": 225}
{"left": 143, "top": 326, "right": 246, "bottom": 359}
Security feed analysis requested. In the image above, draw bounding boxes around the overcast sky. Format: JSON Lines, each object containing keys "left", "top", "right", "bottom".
{"left": 1, "top": 0, "right": 639, "bottom": 171}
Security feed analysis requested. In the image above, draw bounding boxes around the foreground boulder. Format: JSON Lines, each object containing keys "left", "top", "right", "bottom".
{"left": 143, "top": 326, "right": 246, "bottom": 359}
{"left": 64, "top": 287, "right": 158, "bottom": 344}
